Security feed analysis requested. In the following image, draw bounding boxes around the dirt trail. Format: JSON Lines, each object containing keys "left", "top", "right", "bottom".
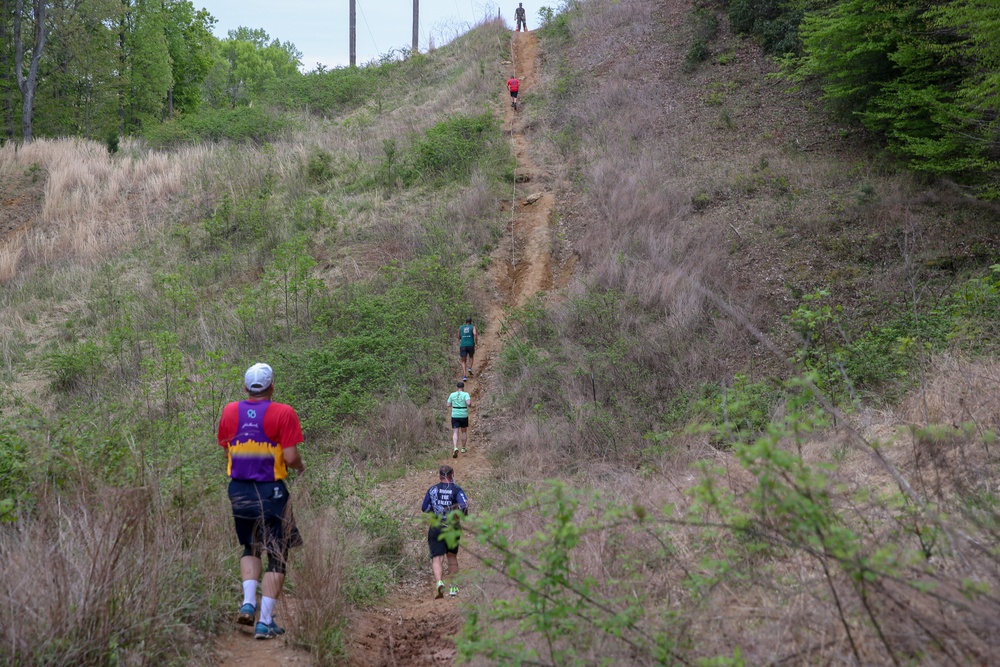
{"left": 346, "top": 30, "right": 572, "bottom": 667}
{"left": 214, "top": 31, "right": 566, "bottom": 667}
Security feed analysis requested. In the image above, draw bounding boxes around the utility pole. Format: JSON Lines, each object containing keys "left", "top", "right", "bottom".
{"left": 412, "top": 0, "right": 418, "bottom": 55}
{"left": 349, "top": 0, "right": 356, "bottom": 66}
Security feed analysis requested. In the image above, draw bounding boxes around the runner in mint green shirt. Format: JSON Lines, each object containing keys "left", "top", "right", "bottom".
{"left": 458, "top": 318, "right": 478, "bottom": 380}
{"left": 447, "top": 381, "right": 472, "bottom": 457}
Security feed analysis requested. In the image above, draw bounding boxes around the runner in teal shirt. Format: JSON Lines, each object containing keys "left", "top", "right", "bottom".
{"left": 447, "top": 381, "right": 472, "bottom": 457}
{"left": 458, "top": 318, "right": 478, "bottom": 380}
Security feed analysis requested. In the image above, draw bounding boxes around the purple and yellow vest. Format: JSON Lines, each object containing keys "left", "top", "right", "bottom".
{"left": 227, "top": 400, "right": 288, "bottom": 482}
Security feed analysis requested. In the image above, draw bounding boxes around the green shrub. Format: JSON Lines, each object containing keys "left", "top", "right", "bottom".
{"left": 778, "top": 269, "right": 1000, "bottom": 402}
{"left": 264, "top": 64, "right": 385, "bottom": 114}
{"left": 786, "top": 0, "right": 999, "bottom": 194}
{"left": 0, "top": 426, "right": 28, "bottom": 501}
{"left": 356, "top": 502, "right": 404, "bottom": 559}
{"left": 286, "top": 256, "right": 470, "bottom": 436}
{"left": 686, "top": 8, "right": 720, "bottom": 70}
{"left": 343, "top": 562, "right": 393, "bottom": 606}
{"left": 456, "top": 482, "right": 686, "bottom": 664}
{"left": 728, "top": 0, "right": 803, "bottom": 54}
{"left": 44, "top": 342, "right": 104, "bottom": 393}
{"left": 145, "top": 107, "right": 292, "bottom": 147}
{"left": 142, "top": 120, "right": 197, "bottom": 148}
{"left": 203, "top": 183, "right": 276, "bottom": 248}
{"left": 698, "top": 374, "right": 784, "bottom": 445}
{"left": 306, "top": 148, "right": 334, "bottom": 183}
{"left": 406, "top": 113, "right": 507, "bottom": 184}
{"left": 537, "top": 4, "right": 573, "bottom": 42}
{"left": 105, "top": 128, "right": 119, "bottom": 155}
{"left": 375, "top": 138, "right": 399, "bottom": 189}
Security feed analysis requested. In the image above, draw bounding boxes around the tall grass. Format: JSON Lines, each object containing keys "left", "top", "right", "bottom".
{"left": 0, "top": 139, "right": 203, "bottom": 281}
{"left": 461, "top": 354, "right": 1000, "bottom": 664}
{"left": 0, "top": 482, "right": 230, "bottom": 666}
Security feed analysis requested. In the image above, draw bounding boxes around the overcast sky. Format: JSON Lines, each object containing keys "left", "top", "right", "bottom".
{"left": 194, "top": 0, "right": 524, "bottom": 70}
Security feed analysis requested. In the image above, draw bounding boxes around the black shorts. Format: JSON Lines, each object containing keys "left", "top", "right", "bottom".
{"left": 509, "top": 90, "right": 519, "bottom": 99}
{"left": 452, "top": 417, "right": 469, "bottom": 429}
{"left": 228, "top": 479, "right": 303, "bottom": 553}
{"left": 428, "top": 525, "right": 460, "bottom": 558}
{"left": 460, "top": 345, "right": 475, "bottom": 359}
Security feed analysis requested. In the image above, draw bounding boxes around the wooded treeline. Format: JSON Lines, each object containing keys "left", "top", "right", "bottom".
{"left": 3, "top": 0, "right": 997, "bottom": 196}
{"left": 0, "top": 0, "right": 303, "bottom": 143}
{"left": 723, "top": 0, "right": 999, "bottom": 197}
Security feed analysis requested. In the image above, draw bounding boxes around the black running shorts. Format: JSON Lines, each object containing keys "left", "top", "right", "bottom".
{"left": 228, "top": 479, "right": 302, "bottom": 552}
{"left": 428, "top": 525, "right": 460, "bottom": 558}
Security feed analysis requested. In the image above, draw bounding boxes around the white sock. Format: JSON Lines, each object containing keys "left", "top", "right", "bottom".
{"left": 242, "top": 580, "right": 257, "bottom": 607}
{"left": 259, "top": 596, "right": 277, "bottom": 625}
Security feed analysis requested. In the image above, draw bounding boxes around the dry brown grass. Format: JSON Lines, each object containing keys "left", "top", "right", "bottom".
{"left": 0, "top": 139, "right": 204, "bottom": 282}
{"left": 469, "top": 351, "right": 1000, "bottom": 663}
{"left": 286, "top": 500, "right": 349, "bottom": 663}
{"left": 465, "top": 0, "right": 1000, "bottom": 662}
{"left": 0, "top": 481, "right": 229, "bottom": 666}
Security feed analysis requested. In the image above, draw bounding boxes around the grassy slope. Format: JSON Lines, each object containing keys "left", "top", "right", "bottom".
{"left": 477, "top": 0, "right": 1000, "bottom": 470}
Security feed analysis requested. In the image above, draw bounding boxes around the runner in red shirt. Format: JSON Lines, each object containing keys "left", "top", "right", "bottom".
{"left": 507, "top": 75, "right": 520, "bottom": 108}
{"left": 218, "top": 362, "right": 306, "bottom": 640}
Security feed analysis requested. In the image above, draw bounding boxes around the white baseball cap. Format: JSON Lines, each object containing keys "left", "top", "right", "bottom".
{"left": 244, "top": 363, "right": 274, "bottom": 391}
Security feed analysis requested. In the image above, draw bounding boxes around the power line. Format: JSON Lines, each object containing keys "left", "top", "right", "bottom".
{"left": 356, "top": 0, "right": 380, "bottom": 57}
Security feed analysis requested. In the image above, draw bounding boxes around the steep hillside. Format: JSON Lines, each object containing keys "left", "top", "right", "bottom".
{"left": 0, "top": 1, "right": 998, "bottom": 666}
{"left": 442, "top": 0, "right": 1000, "bottom": 665}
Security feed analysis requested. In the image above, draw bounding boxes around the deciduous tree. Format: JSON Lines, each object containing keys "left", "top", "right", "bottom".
{"left": 13, "top": 0, "right": 46, "bottom": 142}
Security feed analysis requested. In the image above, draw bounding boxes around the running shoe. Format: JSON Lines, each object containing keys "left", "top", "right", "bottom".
{"left": 462, "top": 376, "right": 467, "bottom": 381}
{"left": 254, "top": 620, "right": 286, "bottom": 640}
{"left": 453, "top": 448, "right": 459, "bottom": 458}
{"left": 461, "top": 448, "right": 467, "bottom": 453}
{"left": 237, "top": 603, "right": 256, "bottom": 626}
{"left": 436, "top": 580, "right": 445, "bottom": 599}
{"left": 467, "top": 368, "right": 473, "bottom": 375}
{"left": 449, "top": 585, "right": 459, "bottom": 597}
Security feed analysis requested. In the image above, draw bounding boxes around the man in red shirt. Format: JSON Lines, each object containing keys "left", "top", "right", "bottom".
{"left": 507, "top": 75, "right": 520, "bottom": 108}
{"left": 218, "top": 362, "right": 306, "bottom": 640}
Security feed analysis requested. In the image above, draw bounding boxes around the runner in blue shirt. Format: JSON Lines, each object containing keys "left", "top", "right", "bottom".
{"left": 421, "top": 465, "right": 469, "bottom": 598}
